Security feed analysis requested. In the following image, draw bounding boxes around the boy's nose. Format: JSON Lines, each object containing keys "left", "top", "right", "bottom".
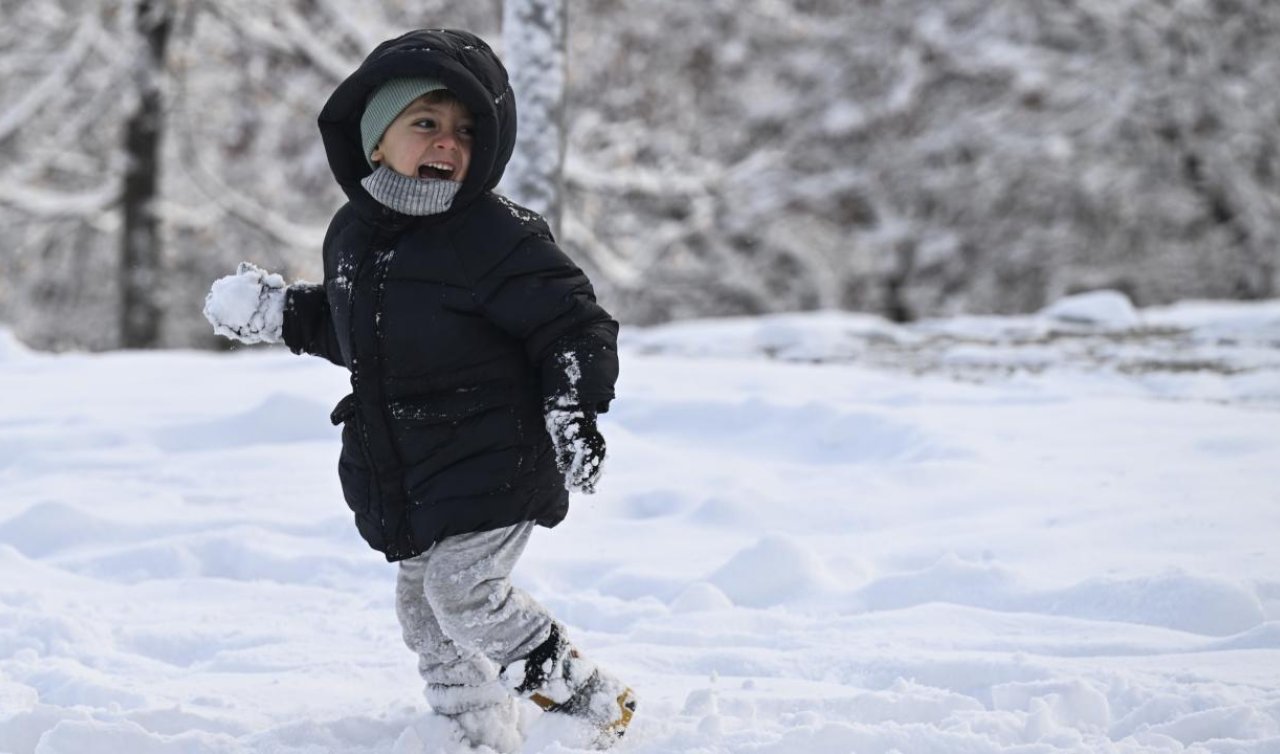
{"left": 435, "top": 135, "right": 457, "bottom": 150}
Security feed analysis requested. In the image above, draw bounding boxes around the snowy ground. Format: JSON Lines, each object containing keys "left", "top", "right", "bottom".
{"left": 2, "top": 295, "right": 1279, "bottom": 754}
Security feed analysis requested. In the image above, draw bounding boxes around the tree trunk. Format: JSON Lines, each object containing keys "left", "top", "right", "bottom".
{"left": 501, "top": 0, "right": 567, "bottom": 237}
{"left": 120, "top": 0, "right": 172, "bottom": 348}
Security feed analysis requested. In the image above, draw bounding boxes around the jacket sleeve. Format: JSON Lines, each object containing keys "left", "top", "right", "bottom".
{"left": 474, "top": 235, "right": 619, "bottom": 413}
{"left": 281, "top": 283, "right": 345, "bottom": 367}
{"left": 280, "top": 205, "right": 350, "bottom": 368}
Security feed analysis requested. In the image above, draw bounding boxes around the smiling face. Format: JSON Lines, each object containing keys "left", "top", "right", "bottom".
{"left": 370, "top": 93, "right": 474, "bottom": 182}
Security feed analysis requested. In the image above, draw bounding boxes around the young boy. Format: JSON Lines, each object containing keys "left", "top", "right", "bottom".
{"left": 203, "top": 28, "right": 634, "bottom": 752}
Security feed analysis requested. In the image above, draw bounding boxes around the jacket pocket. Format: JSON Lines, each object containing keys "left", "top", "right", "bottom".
{"left": 392, "top": 389, "right": 525, "bottom": 500}
{"left": 386, "top": 383, "right": 508, "bottom": 424}
{"left": 332, "top": 395, "right": 376, "bottom": 521}
{"left": 330, "top": 392, "right": 358, "bottom": 426}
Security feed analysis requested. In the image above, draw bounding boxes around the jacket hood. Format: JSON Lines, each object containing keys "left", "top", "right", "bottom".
{"left": 319, "top": 29, "right": 516, "bottom": 215}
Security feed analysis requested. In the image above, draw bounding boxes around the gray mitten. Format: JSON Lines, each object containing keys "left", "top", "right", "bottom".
{"left": 203, "top": 262, "right": 287, "bottom": 344}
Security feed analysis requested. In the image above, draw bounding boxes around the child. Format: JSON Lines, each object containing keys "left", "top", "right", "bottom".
{"left": 202, "top": 28, "right": 634, "bottom": 752}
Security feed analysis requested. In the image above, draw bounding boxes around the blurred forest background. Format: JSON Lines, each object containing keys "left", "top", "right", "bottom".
{"left": 1, "top": 0, "right": 1278, "bottom": 351}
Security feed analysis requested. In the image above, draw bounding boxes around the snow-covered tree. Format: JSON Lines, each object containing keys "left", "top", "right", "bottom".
{"left": 0, "top": 0, "right": 132, "bottom": 349}
{"left": 0, "top": 0, "right": 500, "bottom": 350}
{"left": 560, "top": 0, "right": 1280, "bottom": 323}
{"left": 500, "top": 0, "right": 568, "bottom": 236}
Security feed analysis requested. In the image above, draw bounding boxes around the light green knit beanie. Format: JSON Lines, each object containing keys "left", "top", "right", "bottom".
{"left": 360, "top": 77, "right": 448, "bottom": 168}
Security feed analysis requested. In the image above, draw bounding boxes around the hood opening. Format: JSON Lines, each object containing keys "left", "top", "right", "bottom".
{"left": 318, "top": 29, "right": 516, "bottom": 215}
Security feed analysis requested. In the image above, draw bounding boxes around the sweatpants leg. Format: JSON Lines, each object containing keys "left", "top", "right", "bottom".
{"left": 399, "top": 523, "right": 635, "bottom": 745}
{"left": 416, "top": 521, "right": 553, "bottom": 667}
{"left": 397, "top": 542, "right": 527, "bottom": 753}
{"left": 396, "top": 522, "right": 553, "bottom": 689}
{"left": 396, "top": 554, "right": 508, "bottom": 713}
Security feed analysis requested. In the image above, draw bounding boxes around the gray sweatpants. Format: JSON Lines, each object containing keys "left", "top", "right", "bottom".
{"left": 395, "top": 522, "right": 554, "bottom": 714}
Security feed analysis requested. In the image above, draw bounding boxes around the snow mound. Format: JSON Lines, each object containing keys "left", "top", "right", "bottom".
{"left": 990, "top": 678, "right": 1111, "bottom": 731}
{"left": 24, "top": 718, "right": 237, "bottom": 754}
{"left": 1046, "top": 571, "right": 1266, "bottom": 637}
{"left": 1039, "top": 289, "right": 1139, "bottom": 328}
{"left": 1205, "top": 621, "right": 1280, "bottom": 651}
{"left": 0, "top": 326, "right": 32, "bottom": 362}
{"left": 709, "top": 535, "right": 834, "bottom": 608}
{"left": 0, "top": 502, "right": 133, "bottom": 559}
{"left": 855, "top": 556, "right": 1265, "bottom": 636}
{"left": 612, "top": 399, "right": 961, "bottom": 465}
{"left": 670, "top": 581, "right": 735, "bottom": 613}
{"left": 151, "top": 392, "right": 334, "bottom": 451}
{"left": 1143, "top": 298, "right": 1280, "bottom": 337}
{"left": 856, "top": 555, "right": 1018, "bottom": 613}
{"left": 623, "top": 310, "right": 896, "bottom": 362}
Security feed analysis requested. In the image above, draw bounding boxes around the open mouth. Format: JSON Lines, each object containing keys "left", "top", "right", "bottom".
{"left": 418, "top": 162, "right": 456, "bottom": 180}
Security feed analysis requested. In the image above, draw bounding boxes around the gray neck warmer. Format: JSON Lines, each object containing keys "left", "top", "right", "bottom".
{"left": 360, "top": 165, "right": 461, "bottom": 216}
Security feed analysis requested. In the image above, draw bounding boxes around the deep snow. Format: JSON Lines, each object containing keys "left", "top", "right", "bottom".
{"left": 1, "top": 296, "right": 1279, "bottom": 753}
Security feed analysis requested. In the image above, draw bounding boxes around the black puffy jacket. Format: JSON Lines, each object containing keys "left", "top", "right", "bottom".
{"left": 281, "top": 29, "right": 619, "bottom": 562}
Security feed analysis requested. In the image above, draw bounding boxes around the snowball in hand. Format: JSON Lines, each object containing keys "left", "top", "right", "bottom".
{"left": 203, "top": 262, "right": 287, "bottom": 344}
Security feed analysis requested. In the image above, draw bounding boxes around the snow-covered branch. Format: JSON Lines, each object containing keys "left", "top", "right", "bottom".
{"left": 169, "top": 131, "right": 326, "bottom": 250}
{"left": 195, "top": 0, "right": 358, "bottom": 83}
{"left": 564, "top": 154, "right": 718, "bottom": 197}
{"left": 0, "top": 181, "right": 119, "bottom": 218}
{"left": 0, "top": 15, "right": 98, "bottom": 143}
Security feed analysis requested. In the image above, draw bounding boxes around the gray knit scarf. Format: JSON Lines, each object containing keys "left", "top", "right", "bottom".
{"left": 360, "top": 166, "right": 461, "bottom": 216}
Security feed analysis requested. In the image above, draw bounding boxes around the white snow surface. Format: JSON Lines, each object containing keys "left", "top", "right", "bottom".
{"left": 2, "top": 299, "right": 1279, "bottom": 753}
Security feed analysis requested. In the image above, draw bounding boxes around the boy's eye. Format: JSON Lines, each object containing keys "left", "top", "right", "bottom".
{"left": 458, "top": 125, "right": 475, "bottom": 138}
{"left": 413, "top": 118, "right": 438, "bottom": 129}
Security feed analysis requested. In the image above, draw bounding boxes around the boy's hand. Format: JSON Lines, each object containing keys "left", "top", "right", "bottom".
{"left": 545, "top": 407, "right": 606, "bottom": 494}
{"left": 203, "top": 262, "right": 287, "bottom": 344}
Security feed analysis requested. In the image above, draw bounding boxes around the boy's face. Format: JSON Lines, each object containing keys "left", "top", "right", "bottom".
{"left": 371, "top": 96, "right": 473, "bottom": 182}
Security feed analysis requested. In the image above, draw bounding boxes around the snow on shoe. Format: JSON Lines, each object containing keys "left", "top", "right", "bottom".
{"left": 555, "top": 673, "right": 636, "bottom": 748}
{"left": 424, "top": 680, "right": 522, "bottom": 753}
{"left": 444, "top": 699, "right": 522, "bottom": 753}
{"left": 501, "top": 624, "right": 636, "bottom": 748}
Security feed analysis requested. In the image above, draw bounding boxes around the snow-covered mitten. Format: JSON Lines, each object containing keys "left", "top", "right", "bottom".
{"left": 203, "top": 261, "right": 287, "bottom": 344}
{"left": 545, "top": 407, "right": 606, "bottom": 493}
{"left": 424, "top": 679, "right": 522, "bottom": 753}
{"left": 500, "top": 624, "right": 636, "bottom": 749}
